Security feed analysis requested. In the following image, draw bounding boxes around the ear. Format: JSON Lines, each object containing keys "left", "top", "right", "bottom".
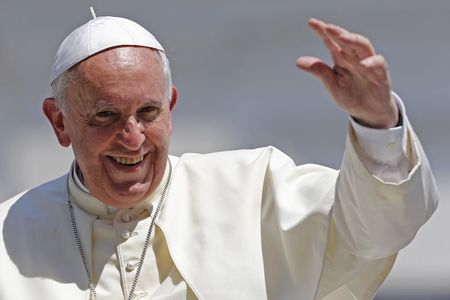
{"left": 42, "top": 98, "right": 71, "bottom": 147}
{"left": 167, "top": 86, "right": 178, "bottom": 135}
{"left": 169, "top": 85, "right": 178, "bottom": 111}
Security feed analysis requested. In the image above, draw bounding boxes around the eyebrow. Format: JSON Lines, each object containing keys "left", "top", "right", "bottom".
{"left": 93, "top": 99, "right": 163, "bottom": 111}
{"left": 140, "top": 99, "right": 163, "bottom": 108}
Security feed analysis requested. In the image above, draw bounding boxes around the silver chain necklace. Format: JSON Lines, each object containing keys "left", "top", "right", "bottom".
{"left": 68, "top": 160, "right": 172, "bottom": 300}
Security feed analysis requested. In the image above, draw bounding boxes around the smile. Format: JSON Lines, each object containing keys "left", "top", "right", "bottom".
{"left": 110, "top": 155, "right": 145, "bottom": 165}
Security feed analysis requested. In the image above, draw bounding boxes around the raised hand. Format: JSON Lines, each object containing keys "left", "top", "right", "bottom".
{"left": 297, "top": 18, "right": 399, "bottom": 129}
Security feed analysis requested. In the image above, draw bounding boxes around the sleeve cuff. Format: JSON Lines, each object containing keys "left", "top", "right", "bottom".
{"left": 349, "top": 92, "right": 407, "bottom": 164}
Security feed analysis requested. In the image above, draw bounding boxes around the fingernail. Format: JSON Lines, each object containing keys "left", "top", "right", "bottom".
{"left": 361, "top": 58, "right": 373, "bottom": 66}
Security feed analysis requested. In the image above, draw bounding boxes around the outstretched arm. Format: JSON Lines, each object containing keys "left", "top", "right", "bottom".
{"left": 297, "top": 18, "right": 398, "bottom": 129}
{"left": 294, "top": 19, "right": 439, "bottom": 299}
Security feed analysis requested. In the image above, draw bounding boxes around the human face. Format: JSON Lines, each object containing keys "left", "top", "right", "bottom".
{"left": 47, "top": 47, "right": 176, "bottom": 208}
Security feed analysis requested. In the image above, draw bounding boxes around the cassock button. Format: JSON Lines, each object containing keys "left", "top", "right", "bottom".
{"left": 126, "top": 261, "right": 139, "bottom": 272}
{"left": 122, "top": 213, "right": 131, "bottom": 222}
{"left": 121, "top": 230, "right": 131, "bottom": 239}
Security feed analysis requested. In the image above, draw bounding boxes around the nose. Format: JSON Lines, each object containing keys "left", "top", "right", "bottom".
{"left": 118, "top": 116, "right": 145, "bottom": 150}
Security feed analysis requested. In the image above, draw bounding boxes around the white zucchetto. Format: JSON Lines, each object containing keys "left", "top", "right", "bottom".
{"left": 49, "top": 16, "right": 164, "bottom": 84}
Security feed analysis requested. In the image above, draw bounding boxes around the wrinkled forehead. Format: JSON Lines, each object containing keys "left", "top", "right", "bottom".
{"left": 62, "top": 47, "right": 168, "bottom": 113}
{"left": 74, "top": 46, "right": 164, "bottom": 81}
{"left": 50, "top": 16, "right": 164, "bottom": 85}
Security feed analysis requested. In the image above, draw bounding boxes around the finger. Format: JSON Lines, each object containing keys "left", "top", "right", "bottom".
{"left": 308, "top": 18, "right": 340, "bottom": 54}
{"left": 339, "top": 32, "right": 376, "bottom": 60}
{"left": 308, "top": 20, "right": 357, "bottom": 71}
{"left": 360, "top": 54, "right": 391, "bottom": 86}
{"left": 324, "top": 23, "right": 377, "bottom": 63}
{"left": 296, "top": 56, "right": 337, "bottom": 89}
{"left": 332, "top": 65, "right": 352, "bottom": 78}
{"left": 324, "top": 24, "right": 355, "bottom": 56}
{"left": 323, "top": 24, "right": 362, "bottom": 70}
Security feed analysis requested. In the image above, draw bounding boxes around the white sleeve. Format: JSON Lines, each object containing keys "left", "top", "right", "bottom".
{"left": 350, "top": 92, "right": 409, "bottom": 183}
{"left": 316, "top": 94, "right": 439, "bottom": 299}
{"left": 334, "top": 97, "right": 438, "bottom": 259}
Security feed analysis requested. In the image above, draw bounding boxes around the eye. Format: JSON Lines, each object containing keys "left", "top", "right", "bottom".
{"left": 139, "top": 106, "right": 157, "bottom": 113}
{"left": 96, "top": 111, "right": 115, "bottom": 118}
{"left": 138, "top": 106, "right": 160, "bottom": 121}
{"left": 91, "top": 110, "right": 118, "bottom": 125}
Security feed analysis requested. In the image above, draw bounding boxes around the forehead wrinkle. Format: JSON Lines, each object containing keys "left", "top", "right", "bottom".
{"left": 77, "top": 51, "right": 165, "bottom": 92}
{"left": 114, "top": 47, "right": 162, "bottom": 69}
{"left": 66, "top": 47, "right": 167, "bottom": 113}
{"left": 81, "top": 46, "right": 162, "bottom": 74}
{"left": 94, "top": 101, "right": 115, "bottom": 110}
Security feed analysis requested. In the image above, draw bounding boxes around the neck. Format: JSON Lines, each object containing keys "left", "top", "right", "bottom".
{"left": 68, "top": 159, "right": 171, "bottom": 219}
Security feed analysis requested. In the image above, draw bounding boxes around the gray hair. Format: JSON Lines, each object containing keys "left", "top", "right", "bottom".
{"left": 51, "top": 49, "right": 173, "bottom": 113}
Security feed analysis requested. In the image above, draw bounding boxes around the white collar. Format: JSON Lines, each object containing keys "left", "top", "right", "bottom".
{"left": 68, "top": 160, "right": 171, "bottom": 220}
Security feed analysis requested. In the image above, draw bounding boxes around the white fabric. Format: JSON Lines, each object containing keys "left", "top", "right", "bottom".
{"left": 350, "top": 93, "right": 407, "bottom": 164}
{"left": 68, "top": 160, "right": 196, "bottom": 299}
{"left": 350, "top": 93, "right": 410, "bottom": 183}
{"left": 57, "top": 94, "right": 410, "bottom": 299}
{"left": 59, "top": 94, "right": 411, "bottom": 300}
{"left": 0, "top": 114, "right": 438, "bottom": 299}
{"left": 50, "top": 16, "right": 164, "bottom": 84}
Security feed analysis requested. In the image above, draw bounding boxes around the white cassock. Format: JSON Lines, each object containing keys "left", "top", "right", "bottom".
{"left": 0, "top": 96, "right": 438, "bottom": 300}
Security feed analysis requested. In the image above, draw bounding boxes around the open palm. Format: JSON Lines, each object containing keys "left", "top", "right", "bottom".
{"left": 297, "top": 18, "right": 398, "bottom": 129}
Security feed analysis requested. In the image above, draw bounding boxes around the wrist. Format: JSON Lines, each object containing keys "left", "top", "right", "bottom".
{"left": 353, "top": 96, "right": 400, "bottom": 129}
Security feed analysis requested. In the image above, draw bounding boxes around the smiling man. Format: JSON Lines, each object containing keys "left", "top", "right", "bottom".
{"left": 44, "top": 46, "right": 175, "bottom": 208}
{"left": 0, "top": 15, "right": 439, "bottom": 300}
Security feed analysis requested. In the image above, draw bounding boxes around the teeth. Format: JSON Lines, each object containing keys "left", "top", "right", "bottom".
{"left": 112, "top": 155, "right": 144, "bottom": 165}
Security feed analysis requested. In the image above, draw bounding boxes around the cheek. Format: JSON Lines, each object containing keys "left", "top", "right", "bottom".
{"left": 144, "top": 119, "right": 172, "bottom": 145}
{"left": 145, "top": 130, "right": 170, "bottom": 150}
{"left": 72, "top": 130, "right": 114, "bottom": 183}
{"left": 71, "top": 127, "right": 116, "bottom": 159}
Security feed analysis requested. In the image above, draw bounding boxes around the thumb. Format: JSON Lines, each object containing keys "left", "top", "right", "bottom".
{"left": 296, "top": 56, "right": 336, "bottom": 89}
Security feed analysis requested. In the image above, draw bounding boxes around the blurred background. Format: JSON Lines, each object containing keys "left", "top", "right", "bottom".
{"left": 0, "top": 0, "right": 448, "bottom": 298}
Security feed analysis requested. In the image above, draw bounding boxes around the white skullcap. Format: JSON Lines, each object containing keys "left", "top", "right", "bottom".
{"left": 50, "top": 16, "right": 164, "bottom": 84}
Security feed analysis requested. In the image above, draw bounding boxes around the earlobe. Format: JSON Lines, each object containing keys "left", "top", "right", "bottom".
{"left": 42, "top": 98, "right": 71, "bottom": 147}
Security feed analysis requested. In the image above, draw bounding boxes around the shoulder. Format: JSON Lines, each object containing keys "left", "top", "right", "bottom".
{"left": 0, "top": 174, "right": 69, "bottom": 224}
{"left": 0, "top": 174, "right": 78, "bottom": 284}
{"left": 170, "top": 147, "right": 337, "bottom": 188}
{"left": 174, "top": 146, "right": 335, "bottom": 173}
{"left": 175, "top": 146, "right": 293, "bottom": 167}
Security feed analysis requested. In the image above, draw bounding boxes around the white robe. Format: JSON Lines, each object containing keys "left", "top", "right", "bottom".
{"left": 0, "top": 116, "right": 438, "bottom": 299}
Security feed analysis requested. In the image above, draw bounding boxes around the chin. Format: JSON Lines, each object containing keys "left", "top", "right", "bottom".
{"left": 104, "top": 183, "right": 153, "bottom": 208}
{"left": 110, "top": 193, "right": 148, "bottom": 208}
{"left": 106, "top": 194, "right": 146, "bottom": 208}
{"left": 109, "top": 199, "right": 144, "bottom": 209}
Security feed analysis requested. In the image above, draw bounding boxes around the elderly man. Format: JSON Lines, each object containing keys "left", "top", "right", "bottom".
{"left": 0, "top": 15, "right": 438, "bottom": 300}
